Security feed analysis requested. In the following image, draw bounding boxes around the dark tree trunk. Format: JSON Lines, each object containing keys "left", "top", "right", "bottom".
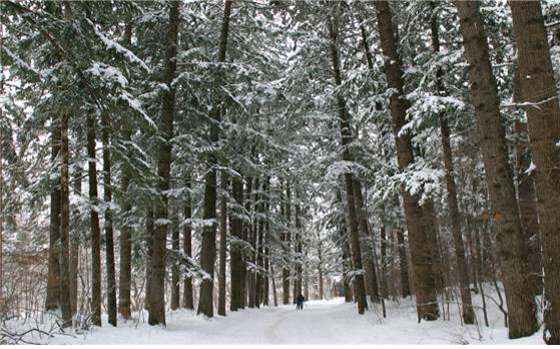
{"left": 512, "top": 50, "right": 543, "bottom": 300}
{"left": 101, "top": 111, "right": 117, "bottom": 327}
{"left": 171, "top": 212, "right": 180, "bottom": 310}
{"left": 327, "top": 8, "right": 368, "bottom": 315}
{"left": 87, "top": 112, "right": 102, "bottom": 326}
{"left": 218, "top": 171, "right": 228, "bottom": 316}
{"left": 241, "top": 176, "right": 251, "bottom": 309}
{"left": 509, "top": 1, "right": 560, "bottom": 343}
{"left": 256, "top": 180, "right": 266, "bottom": 307}
{"left": 262, "top": 178, "right": 271, "bottom": 306}
{"left": 379, "top": 226, "right": 388, "bottom": 299}
{"left": 149, "top": 0, "right": 179, "bottom": 325}
{"left": 182, "top": 176, "right": 194, "bottom": 309}
{"left": 318, "top": 239, "right": 324, "bottom": 300}
{"left": 144, "top": 209, "right": 154, "bottom": 311}
{"left": 46, "top": 116, "right": 61, "bottom": 313}
{"left": 248, "top": 177, "right": 259, "bottom": 308}
{"left": 396, "top": 229, "right": 411, "bottom": 298}
{"left": 69, "top": 164, "right": 81, "bottom": 317}
{"left": 118, "top": 23, "right": 133, "bottom": 321}
{"left": 342, "top": 232, "right": 354, "bottom": 304}
{"left": 354, "top": 180, "right": 379, "bottom": 303}
{"left": 433, "top": 47, "right": 477, "bottom": 321}
{"left": 282, "top": 182, "right": 291, "bottom": 305}
{"left": 456, "top": 0, "right": 538, "bottom": 338}
{"left": 374, "top": 0, "right": 438, "bottom": 321}
{"left": 118, "top": 142, "right": 132, "bottom": 319}
{"left": 230, "top": 173, "right": 244, "bottom": 311}
{"left": 59, "top": 112, "right": 72, "bottom": 327}
{"left": 198, "top": 0, "right": 232, "bottom": 318}
{"left": 294, "top": 202, "right": 303, "bottom": 301}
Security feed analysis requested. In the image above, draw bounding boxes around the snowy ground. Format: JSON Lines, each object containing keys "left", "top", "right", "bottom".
{"left": 2, "top": 288, "right": 545, "bottom": 345}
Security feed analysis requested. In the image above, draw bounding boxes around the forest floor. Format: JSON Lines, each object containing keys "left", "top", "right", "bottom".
{"left": 3, "top": 286, "right": 545, "bottom": 345}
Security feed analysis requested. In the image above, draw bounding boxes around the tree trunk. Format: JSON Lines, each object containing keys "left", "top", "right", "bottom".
{"left": 271, "top": 264, "right": 278, "bottom": 306}
{"left": 256, "top": 180, "right": 266, "bottom": 307}
{"left": 182, "top": 176, "right": 194, "bottom": 309}
{"left": 118, "top": 147, "right": 132, "bottom": 319}
{"left": 118, "top": 23, "right": 133, "bottom": 321}
{"left": 396, "top": 229, "right": 411, "bottom": 298}
{"left": 149, "top": 0, "right": 179, "bottom": 325}
{"left": 101, "top": 110, "right": 117, "bottom": 327}
{"left": 509, "top": 1, "right": 560, "bottom": 342}
{"left": 318, "top": 239, "right": 324, "bottom": 300}
{"left": 144, "top": 209, "right": 154, "bottom": 311}
{"left": 511, "top": 43, "right": 543, "bottom": 300}
{"left": 456, "top": 0, "right": 537, "bottom": 338}
{"left": 69, "top": 164, "right": 81, "bottom": 317}
{"left": 59, "top": 111, "right": 72, "bottom": 327}
{"left": 171, "top": 211, "right": 180, "bottom": 310}
{"left": 327, "top": 8, "right": 368, "bottom": 315}
{"left": 354, "top": 180, "right": 379, "bottom": 303}
{"left": 282, "top": 182, "right": 291, "bottom": 305}
{"left": 248, "top": 177, "right": 259, "bottom": 308}
{"left": 87, "top": 112, "right": 102, "bottom": 326}
{"left": 374, "top": 0, "right": 438, "bottom": 321}
{"left": 218, "top": 171, "right": 228, "bottom": 316}
{"left": 230, "top": 173, "right": 244, "bottom": 311}
{"left": 46, "top": 116, "right": 61, "bottom": 313}
{"left": 430, "top": 6, "right": 476, "bottom": 320}
{"left": 241, "top": 176, "right": 251, "bottom": 309}
{"left": 294, "top": 202, "right": 303, "bottom": 300}
{"left": 379, "top": 226, "right": 388, "bottom": 299}
{"left": 197, "top": 0, "right": 232, "bottom": 318}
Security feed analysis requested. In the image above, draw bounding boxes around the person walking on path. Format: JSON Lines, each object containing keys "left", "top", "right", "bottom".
{"left": 296, "top": 294, "right": 305, "bottom": 310}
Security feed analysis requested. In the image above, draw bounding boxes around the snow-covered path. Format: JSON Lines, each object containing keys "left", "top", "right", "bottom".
{"left": 44, "top": 297, "right": 542, "bottom": 345}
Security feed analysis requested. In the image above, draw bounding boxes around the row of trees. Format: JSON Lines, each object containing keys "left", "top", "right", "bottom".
{"left": 1, "top": 0, "right": 559, "bottom": 345}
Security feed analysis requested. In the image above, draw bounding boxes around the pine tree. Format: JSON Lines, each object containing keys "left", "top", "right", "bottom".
{"left": 509, "top": 1, "right": 560, "bottom": 343}
{"left": 456, "top": 0, "right": 537, "bottom": 338}
{"left": 373, "top": 0, "right": 438, "bottom": 321}
{"left": 148, "top": 0, "right": 180, "bottom": 326}
{"left": 198, "top": 0, "right": 233, "bottom": 317}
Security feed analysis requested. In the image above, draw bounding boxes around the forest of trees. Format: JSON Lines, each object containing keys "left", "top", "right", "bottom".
{"left": 1, "top": 0, "right": 560, "bottom": 345}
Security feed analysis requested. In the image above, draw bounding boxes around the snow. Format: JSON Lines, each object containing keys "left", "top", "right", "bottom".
{"left": 4, "top": 287, "right": 544, "bottom": 345}
{"left": 88, "top": 19, "right": 151, "bottom": 73}
{"left": 525, "top": 161, "right": 537, "bottom": 175}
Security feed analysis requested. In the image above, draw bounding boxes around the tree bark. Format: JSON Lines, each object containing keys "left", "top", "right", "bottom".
{"left": 511, "top": 46, "right": 543, "bottom": 300}
{"left": 354, "top": 180, "right": 379, "bottom": 303}
{"left": 118, "top": 150, "right": 132, "bottom": 319}
{"left": 46, "top": 116, "right": 61, "bottom": 313}
{"left": 101, "top": 111, "right": 117, "bottom": 327}
{"left": 509, "top": 1, "right": 560, "bottom": 343}
{"left": 218, "top": 171, "right": 228, "bottom": 316}
{"left": 182, "top": 176, "right": 194, "bottom": 309}
{"left": 87, "top": 111, "right": 102, "bottom": 326}
{"left": 197, "top": 0, "right": 232, "bottom": 318}
{"left": 282, "top": 182, "right": 291, "bottom": 305}
{"left": 144, "top": 209, "right": 154, "bottom": 311}
{"left": 171, "top": 211, "right": 180, "bottom": 310}
{"left": 69, "top": 163, "right": 81, "bottom": 317}
{"left": 328, "top": 7, "right": 368, "bottom": 315}
{"left": 118, "top": 23, "right": 133, "bottom": 321}
{"left": 149, "top": 0, "right": 179, "bottom": 325}
{"left": 374, "top": 0, "right": 438, "bottom": 321}
{"left": 456, "top": 0, "right": 537, "bottom": 338}
{"left": 396, "top": 228, "right": 411, "bottom": 298}
{"left": 230, "top": 173, "right": 244, "bottom": 310}
{"left": 430, "top": 3, "right": 474, "bottom": 324}
{"left": 379, "top": 226, "right": 388, "bottom": 299}
{"left": 59, "top": 111, "right": 72, "bottom": 327}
